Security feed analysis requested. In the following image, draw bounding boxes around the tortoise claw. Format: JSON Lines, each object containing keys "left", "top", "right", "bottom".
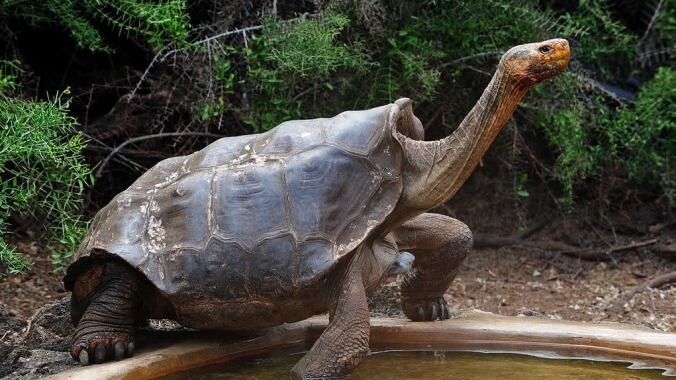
{"left": 114, "top": 342, "right": 125, "bottom": 360}
{"left": 415, "top": 306, "right": 425, "bottom": 321}
{"left": 94, "top": 344, "right": 107, "bottom": 363}
{"left": 429, "top": 304, "right": 438, "bottom": 320}
{"left": 78, "top": 344, "right": 90, "bottom": 366}
{"left": 403, "top": 297, "right": 450, "bottom": 321}
{"left": 440, "top": 302, "right": 449, "bottom": 320}
{"left": 71, "top": 331, "right": 135, "bottom": 364}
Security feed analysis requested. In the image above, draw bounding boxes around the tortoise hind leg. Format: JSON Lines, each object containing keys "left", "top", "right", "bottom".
{"left": 290, "top": 258, "right": 370, "bottom": 379}
{"left": 392, "top": 213, "right": 473, "bottom": 321}
{"left": 70, "top": 260, "right": 144, "bottom": 365}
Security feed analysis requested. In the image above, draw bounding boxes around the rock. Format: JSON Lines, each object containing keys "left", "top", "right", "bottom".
{"left": 23, "top": 296, "right": 73, "bottom": 351}
{"left": 0, "top": 296, "right": 77, "bottom": 379}
{"left": 3, "top": 349, "right": 73, "bottom": 379}
{"left": 0, "top": 345, "right": 30, "bottom": 379}
{"left": 0, "top": 302, "right": 26, "bottom": 344}
{"left": 0, "top": 302, "right": 29, "bottom": 379}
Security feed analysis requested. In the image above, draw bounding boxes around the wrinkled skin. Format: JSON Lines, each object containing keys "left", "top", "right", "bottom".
{"left": 66, "top": 39, "right": 569, "bottom": 378}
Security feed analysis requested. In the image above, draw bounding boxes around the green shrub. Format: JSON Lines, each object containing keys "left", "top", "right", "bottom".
{"left": 195, "top": 0, "right": 670, "bottom": 205}
{"left": 242, "top": 13, "right": 371, "bottom": 131}
{"left": 606, "top": 67, "right": 675, "bottom": 201}
{"left": 530, "top": 73, "right": 603, "bottom": 204}
{"left": 0, "top": 68, "right": 93, "bottom": 276}
{"left": 0, "top": 0, "right": 189, "bottom": 52}
{"left": 534, "top": 66, "right": 675, "bottom": 204}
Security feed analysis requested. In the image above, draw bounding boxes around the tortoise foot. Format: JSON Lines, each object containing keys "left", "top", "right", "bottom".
{"left": 71, "top": 331, "right": 135, "bottom": 365}
{"left": 402, "top": 296, "right": 449, "bottom": 321}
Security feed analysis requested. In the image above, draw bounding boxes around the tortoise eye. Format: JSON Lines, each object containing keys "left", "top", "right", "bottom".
{"left": 539, "top": 46, "right": 551, "bottom": 54}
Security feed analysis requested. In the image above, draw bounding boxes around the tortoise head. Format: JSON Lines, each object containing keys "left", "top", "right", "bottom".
{"left": 500, "top": 38, "right": 570, "bottom": 88}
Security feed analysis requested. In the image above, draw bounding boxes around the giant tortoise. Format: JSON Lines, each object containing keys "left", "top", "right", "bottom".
{"left": 64, "top": 39, "right": 570, "bottom": 378}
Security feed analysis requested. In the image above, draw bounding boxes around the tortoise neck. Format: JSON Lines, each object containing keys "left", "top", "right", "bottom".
{"left": 399, "top": 66, "right": 528, "bottom": 211}
{"left": 441, "top": 66, "right": 527, "bottom": 198}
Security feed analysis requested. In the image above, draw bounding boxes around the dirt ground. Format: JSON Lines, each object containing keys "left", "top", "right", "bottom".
{"left": 0, "top": 238, "right": 70, "bottom": 321}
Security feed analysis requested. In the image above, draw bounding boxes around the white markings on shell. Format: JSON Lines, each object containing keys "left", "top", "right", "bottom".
{"left": 253, "top": 154, "right": 267, "bottom": 166}
{"left": 155, "top": 171, "right": 180, "bottom": 188}
{"left": 336, "top": 239, "right": 356, "bottom": 258}
{"left": 174, "top": 186, "right": 187, "bottom": 197}
{"left": 116, "top": 196, "right": 132, "bottom": 210}
{"left": 149, "top": 200, "right": 160, "bottom": 212}
{"left": 144, "top": 215, "right": 166, "bottom": 254}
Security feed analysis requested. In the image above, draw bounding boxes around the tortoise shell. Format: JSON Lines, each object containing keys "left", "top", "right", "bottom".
{"left": 64, "top": 99, "right": 411, "bottom": 308}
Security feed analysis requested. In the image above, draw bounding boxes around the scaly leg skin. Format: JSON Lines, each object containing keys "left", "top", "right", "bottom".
{"left": 290, "top": 259, "right": 370, "bottom": 379}
{"left": 392, "top": 213, "right": 473, "bottom": 321}
{"left": 71, "top": 261, "right": 143, "bottom": 365}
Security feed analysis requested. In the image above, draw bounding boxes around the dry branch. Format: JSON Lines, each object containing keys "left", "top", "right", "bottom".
{"left": 474, "top": 234, "right": 659, "bottom": 261}
{"left": 95, "top": 132, "right": 223, "bottom": 178}
{"left": 558, "top": 238, "right": 659, "bottom": 260}
{"left": 612, "top": 270, "right": 676, "bottom": 311}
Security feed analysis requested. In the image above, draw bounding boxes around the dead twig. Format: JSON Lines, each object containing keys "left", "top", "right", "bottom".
{"left": 474, "top": 235, "right": 658, "bottom": 261}
{"left": 632, "top": 270, "right": 676, "bottom": 293}
{"left": 559, "top": 238, "right": 659, "bottom": 260}
{"left": 639, "top": 0, "right": 664, "bottom": 45}
{"left": 612, "top": 270, "right": 676, "bottom": 311}
{"left": 519, "top": 218, "right": 550, "bottom": 239}
{"left": 437, "top": 50, "right": 505, "bottom": 69}
{"left": 95, "top": 132, "right": 223, "bottom": 178}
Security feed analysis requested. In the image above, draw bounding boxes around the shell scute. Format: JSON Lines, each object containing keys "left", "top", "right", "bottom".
{"left": 252, "top": 234, "right": 296, "bottom": 297}
{"left": 151, "top": 171, "right": 212, "bottom": 251}
{"left": 296, "top": 238, "right": 336, "bottom": 285}
{"left": 90, "top": 193, "right": 146, "bottom": 247}
{"left": 185, "top": 134, "right": 258, "bottom": 170}
{"left": 162, "top": 249, "right": 199, "bottom": 295}
{"left": 324, "top": 106, "right": 388, "bottom": 156}
{"left": 258, "top": 119, "right": 326, "bottom": 156}
{"left": 213, "top": 161, "right": 289, "bottom": 248}
{"left": 285, "top": 146, "right": 381, "bottom": 241}
{"left": 200, "top": 240, "right": 249, "bottom": 300}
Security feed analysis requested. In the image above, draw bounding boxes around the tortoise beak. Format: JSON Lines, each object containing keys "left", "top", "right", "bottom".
{"left": 550, "top": 38, "right": 570, "bottom": 70}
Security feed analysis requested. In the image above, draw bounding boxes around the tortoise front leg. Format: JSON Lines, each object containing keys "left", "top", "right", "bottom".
{"left": 290, "top": 258, "right": 370, "bottom": 379}
{"left": 70, "top": 261, "right": 143, "bottom": 365}
{"left": 392, "top": 213, "right": 473, "bottom": 321}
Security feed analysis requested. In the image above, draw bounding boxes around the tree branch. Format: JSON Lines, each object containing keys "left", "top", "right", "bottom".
{"left": 474, "top": 235, "right": 659, "bottom": 261}
{"left": 94, "top": 132, "right": 222, "bottom": 178}
{"left": 612, "top": 270, "right": 676, "bottom": 311}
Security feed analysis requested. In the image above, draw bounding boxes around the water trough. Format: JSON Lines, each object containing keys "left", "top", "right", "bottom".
{"left": 48, "top": 312, "right": 675, "bottom": 379}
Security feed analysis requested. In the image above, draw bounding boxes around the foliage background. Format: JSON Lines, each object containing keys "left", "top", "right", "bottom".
{"left": 0, "top": 0, "right": 673, "bottom": 275}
